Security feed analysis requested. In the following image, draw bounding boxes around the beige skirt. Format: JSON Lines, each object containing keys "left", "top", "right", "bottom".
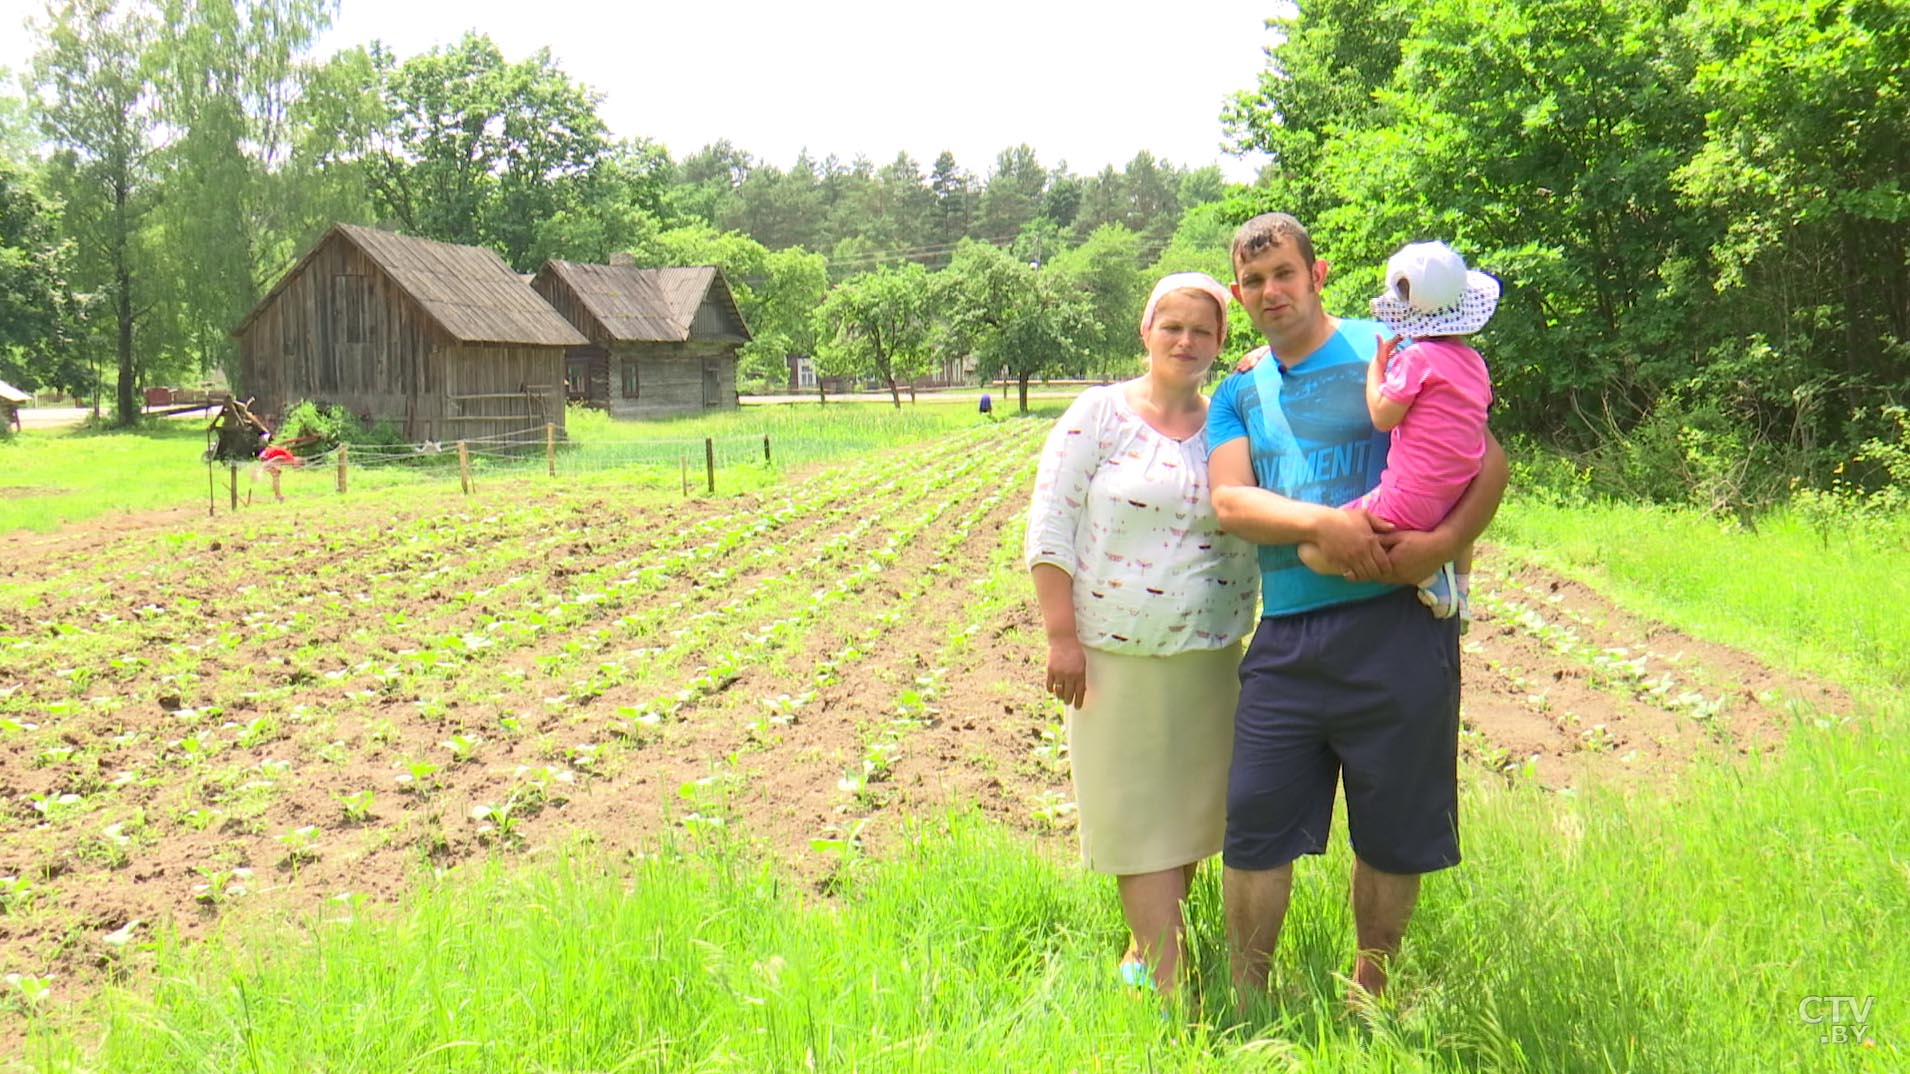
{"left": 1067, "top": 644, "right": 1242, "bottom": 875}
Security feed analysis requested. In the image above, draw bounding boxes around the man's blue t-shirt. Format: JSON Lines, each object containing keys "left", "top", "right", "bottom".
{"left": 1206, "top": 318, "right": 1400, "bottom": 617}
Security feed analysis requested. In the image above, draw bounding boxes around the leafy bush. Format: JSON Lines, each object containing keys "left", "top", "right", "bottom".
{"left": 278, "top": 401, "right": 404, "bottom": 450}
{"left": 1791, "top": 405, "right": 1910, "bottom": 549}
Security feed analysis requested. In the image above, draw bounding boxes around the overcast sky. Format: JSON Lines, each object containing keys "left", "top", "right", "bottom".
{"left": 3, "top": 0, "right": 1281, "bottom": 181}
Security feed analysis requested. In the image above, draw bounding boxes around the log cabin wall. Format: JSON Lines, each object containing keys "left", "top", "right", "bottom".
{"left": 607, "top": 341, "right": 739, "bottom": 419}
{"left": 237, "top": 236, "right": 440, "bottom": 432}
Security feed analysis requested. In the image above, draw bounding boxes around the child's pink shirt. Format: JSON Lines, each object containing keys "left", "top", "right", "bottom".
{"left": 1353, "top": 339, "right": 1492, "bottom": 531}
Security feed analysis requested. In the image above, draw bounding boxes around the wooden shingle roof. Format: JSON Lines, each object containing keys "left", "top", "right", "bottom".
{"left": 536, "top": 261, "right": 751, "bottom": 344}
{"left": 234, "top": 224, "right": 587, "bottom": 347}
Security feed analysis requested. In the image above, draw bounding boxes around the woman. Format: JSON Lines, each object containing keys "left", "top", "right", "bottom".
{"left": 1024, "top": 272, "right": 1258, "bottom": 997}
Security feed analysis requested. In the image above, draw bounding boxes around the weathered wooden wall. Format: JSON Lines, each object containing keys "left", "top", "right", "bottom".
{"left": 238, "top": 236, "right": 565, "bottom": 442}
{"left": 607, "top": 342, "right": 738, "bottom": 419}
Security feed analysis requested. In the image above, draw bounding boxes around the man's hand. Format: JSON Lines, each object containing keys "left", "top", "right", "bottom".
{"left": 1309, "top": 507, "right": 1392, "bottom": 581}
{"left": 1235, "top": 345, "right": 1270, "bottom": 374}
{"left": 1375, "top": 528, "right": 1451, "bottom": 586}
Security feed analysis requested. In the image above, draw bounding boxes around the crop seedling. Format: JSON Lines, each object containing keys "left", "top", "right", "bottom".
{"left": 395, "top": 760, "right": 441, "bottom": 794}
{"left": 5, "top": 974, "right": 52, "bottom": 1010}
{"left": 237, "top": 715, "right": 278, "bottom": 747}
{"left": 1030, "top": 791, "right": 1079, "bottom": 831}
{"left": 470, "top": 796, "right": 524, "bottom": 844}
{"left": 0, "top": 875, "right": 33, "bottom": 913}
{"left": 276, "top": 825, "right": 322, "bottom": 864}
{"left": 441, "top": 733, "right": 481, "bottom": 764}
{"left": 27, "top": 792, "right": 85, "bottom": 822}
{"left": 191, "top": 866, "right": 253, "bottom": 905}
{"left": 339, "top": 789, "right": 375, "bottom": 824}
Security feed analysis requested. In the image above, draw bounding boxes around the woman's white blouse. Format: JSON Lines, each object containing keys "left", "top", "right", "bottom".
{"left": 1025, "top": 384, "right": 1259, "bottom": 655}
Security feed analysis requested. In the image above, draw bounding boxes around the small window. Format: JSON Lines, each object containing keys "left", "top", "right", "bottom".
{"left": 796, "top": 356, "right": 816, "bottom": 390}
{"left": 621, "top": 359, "right": 639, "bottom": 399}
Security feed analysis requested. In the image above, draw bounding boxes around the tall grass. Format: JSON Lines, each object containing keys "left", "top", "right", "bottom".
{"left": 1490, "top": 498, "right": 1910, "bottom": 692}
{"left": 26, "top": 746, "right": 1905, "bottom": 1072}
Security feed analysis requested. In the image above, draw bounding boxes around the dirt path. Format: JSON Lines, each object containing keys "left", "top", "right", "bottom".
{"left": 0, "top": 434, "right": 1860, "bottom": 1028}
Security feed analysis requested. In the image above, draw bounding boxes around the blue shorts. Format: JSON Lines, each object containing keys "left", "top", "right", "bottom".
{"left": 1224, "top": 587, "right": 1461, "bottom": 875}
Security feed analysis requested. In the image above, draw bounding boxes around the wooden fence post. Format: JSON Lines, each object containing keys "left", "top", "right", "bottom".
{"left": 336, "top": 443, "right": 348, "bottom": 494}
{"left": 546, "top": 423, "right": 556, "bottom": 478}
{"left": 228, "top": 465, "right": 237, "bottom": 510}
{"left": 458, "top": 440, "right": 471, "bottom": 495}
{"left": 705, "top": 437, "right": 715, "bottom": 494}
{"left": 207, "top": 461, "right": 215, "bottom": 517}
{"left": 762, "top": 434, "right": 771, "bottom": 466}
{"left": 680, "top": 451, "right": 688, "bottom": 496}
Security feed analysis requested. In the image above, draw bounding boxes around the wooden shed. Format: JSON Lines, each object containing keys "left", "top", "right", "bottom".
{"left": 530, "top": 259, "right": 751, "bottom": 418}
{"left": 234, "top": 224, "right": 588, "bottom": 443}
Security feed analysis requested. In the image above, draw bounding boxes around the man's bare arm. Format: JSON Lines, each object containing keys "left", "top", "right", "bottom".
{"left": 1209, "top": 438, "right": 1389, "bottom": 578}
{"left": 1377, "top": 429, "right": 1508, "bottom": 584}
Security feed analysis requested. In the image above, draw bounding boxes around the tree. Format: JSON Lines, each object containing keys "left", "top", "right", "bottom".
{"left": 974, "top": 144, "right": 1048, "bottom": 242}
{"left": 938, "top": 240, "right": 1092, "bottom": 413}
{"left": 813, "top": 262, "right": 935, "bottom": 408}
{"left": 724, "top": 152, "right": 826, "bottom": 251}
{"left": 631, "top": 224, "right": 826, "bottom": 391}
{"left": 147, "top": 0, "right": 337, "bottom": 386}
{"left": 31, "top": 0, "right": 162, "bottom": 425}
{"left": 0, "top": 162, "right": 84, "bottom": 396}
{"left": 359, "top": 33, "right": 624, "bottom": 271}
{"left": 667, "top": 139, "right": 750, "bottom": 226}
{"left": 1049, "top": 224, "right": 1147, "bottom": 379}
{"left": 1674, "top": 0, "right": 1910, "bottom": 452}
{"left": 0, "top": 74, "right": 39, "bottom": 165}
{"left": 928, "top": 150, "right": 972, "bottom": 247}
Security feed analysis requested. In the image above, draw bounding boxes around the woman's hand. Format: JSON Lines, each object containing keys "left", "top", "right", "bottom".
{"left": 1046, "top": 635, "right": 1088, "bottom": 710}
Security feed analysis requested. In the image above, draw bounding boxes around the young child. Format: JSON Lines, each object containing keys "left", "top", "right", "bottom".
{"left": 1358, "top": 241, "right": 1497, "bottom": 627}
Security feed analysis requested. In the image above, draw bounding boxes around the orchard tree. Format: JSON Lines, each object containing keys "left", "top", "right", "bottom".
{"left": 1049, "top": 223, "right": 1148, "bottom": 379}
{"left": 938, "top": 240, "right": 1092, "bottom": 413}
{"left": 812, "top": 262, "right": 934, "bottom": 408}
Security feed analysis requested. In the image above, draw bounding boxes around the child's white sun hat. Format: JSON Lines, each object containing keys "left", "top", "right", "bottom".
{"left": 1370, "top": 241, "right": 1500, "bottom": 337}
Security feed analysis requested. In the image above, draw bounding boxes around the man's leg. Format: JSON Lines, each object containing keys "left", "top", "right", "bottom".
{"left": 1349, "top": 857, "right": 1419, "bottom": 997}
{"left": 1337, "top": 589, "right": 1461, "bottom": 1001}
{"left": 1224, "top": 862, "right": 1293, "bottom": 995}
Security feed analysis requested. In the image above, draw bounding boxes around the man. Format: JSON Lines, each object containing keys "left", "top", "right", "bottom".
{"left": 1205, "top": 212, "right": 1507, "bottom": 1002}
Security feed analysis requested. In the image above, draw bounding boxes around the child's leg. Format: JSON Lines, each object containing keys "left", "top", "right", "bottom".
{"left": 1454, "top": 540, "right": 1477, "bottom": 632}
{"left": 1297, "top": 540, "right": 1334, "bottom": 575}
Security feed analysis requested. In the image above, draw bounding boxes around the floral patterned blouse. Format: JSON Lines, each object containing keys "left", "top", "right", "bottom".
{"left": 1024, "top": 384, "right": 1258, "bottom": 655}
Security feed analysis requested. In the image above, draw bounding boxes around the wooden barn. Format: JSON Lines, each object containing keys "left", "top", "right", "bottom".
{"left": 234, "top": 224, "right": 588, "bottom": 443}
{"left": 531, "top": 258, "right": 750, "bottom": 418}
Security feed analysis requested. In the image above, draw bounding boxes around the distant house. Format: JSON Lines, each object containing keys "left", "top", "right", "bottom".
{"left": 784, "top": 354, "right": 975, "bottom": 395}
{"left": 530, "top": 258, "right": 750, "bottom": 418}
{"left": 0, "top": 378, "right": 28, "bottom": 431}
{"left": 233, "top": 224, "right": 588, "bottom": 442}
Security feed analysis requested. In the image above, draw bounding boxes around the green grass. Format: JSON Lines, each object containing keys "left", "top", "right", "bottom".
{"left": 0, "top": 421, "right": 216, "bottom": 533}
{"left": 1489, "top": 497, "right": 1910, "bottom": 692}
{"left": 0, "top": 403, "right": 1071, "bottom": 534}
